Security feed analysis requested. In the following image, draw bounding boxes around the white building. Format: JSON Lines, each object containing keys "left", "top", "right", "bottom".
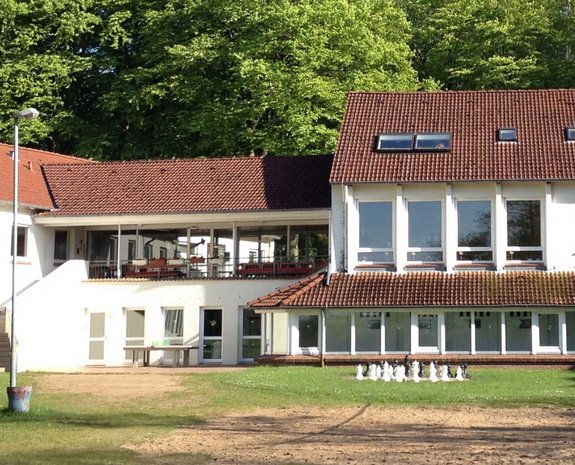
{"left": 252, "top": 89, "right": 575, "bottom": 364}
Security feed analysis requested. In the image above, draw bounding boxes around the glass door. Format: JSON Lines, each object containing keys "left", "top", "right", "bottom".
{"left": 298, "top": 315, "right": 319, "bottom": 353}
{"left": 88, "top": 312, "right": 106, "bottom": 365}
{"left": 125, "top": 309, "right": 145, "bottom": 363}
{"left": 418, "top": 314, "right": 439, "bottom": 352}
{"left": 202, "top": 309, "right": 222, "bottom": 362}
{"left": 538, "top": 313, "right": 559, "bottom": 350}
{"left": 240, "top": 308, "right": 261, "bottom": 361}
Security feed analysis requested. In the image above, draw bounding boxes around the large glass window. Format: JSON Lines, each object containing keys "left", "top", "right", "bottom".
{"left": 355, "top": 312, "right": 381, "bottom": 352}
{"left": 241, "top": 309, "right": 261, "bottom": 360}
{"left": 445, "top": 312, "right": 471, "bottom": 352}
{"left": 298, "top": 315, "right": 319, "bottom": 349}
{"left": 358, "top": 202, "right": 393, "bottom": 263}
{"left": 505, "top": 311, "right": 532, "bottom": 352}
{"left": 457, "top": 200, "right": 492, "bottom": 261}
{"left": 475, "top": 311, "right": 501, "bottom": 352}
{"left": 408, "top": 201, "right": 442, "bottom": 262}
{"left": 384, "top": 312, "right": 410, "bottom": 352}
{"left": 202, "top": 309, "right": 222, "bottom": 361}
{"left": 125, "top": 309, "right": 145, "bottom": 361}
{"left": 418, "top": 314, "right": 439, "bottom": 349}
{"left": 538, "top": 313, "right": 559, "bottom": 348}
{"left": 164, "top": 308, "right": 183, "bottom": 345}
{"left": 54, "top": 230, "right": 68, "bottom": 262}
{"left": 325, "top": 313, "right": 351, "bottom": 352}
{"left": 11, "top": 226, "right": 28, "bottom": 257}
{"left": 507, "top": 200, "right": 542, "bottom": 261}
{"left": 567, "top": 311, "right": 575, "bottom": 352}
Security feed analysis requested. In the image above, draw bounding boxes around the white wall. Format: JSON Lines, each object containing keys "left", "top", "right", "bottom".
{"left": 13, "top": 261, "right": 295, "bottom": 370}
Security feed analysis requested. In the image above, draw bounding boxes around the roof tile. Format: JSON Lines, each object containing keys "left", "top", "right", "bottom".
{"left": 249, "top": 271, "right": 575, "bottom": 308}
{"left": 331, "top": 89, "right": 575, "bottom": 183}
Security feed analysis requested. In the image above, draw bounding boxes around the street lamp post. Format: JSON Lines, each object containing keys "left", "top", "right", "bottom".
{"left": 7, "top": 107, "right": 39, "bottom": 412}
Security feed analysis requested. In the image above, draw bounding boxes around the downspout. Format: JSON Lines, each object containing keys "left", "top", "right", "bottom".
{"left": 320, "top": 269, "right": 331, "bottom": 367}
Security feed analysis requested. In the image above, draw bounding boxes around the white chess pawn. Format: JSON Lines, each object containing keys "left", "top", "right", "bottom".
{"left": 375, "top": 364, "right": 382, "bottom": 379}
{"left": 394, "top": 364, "right": 406, "bottom": 382}
{"left": 355, "top": 364, "right": 364, "bottom": 381}
{"left": 440, "top": 365, "right": 450, "bottom": 382}
{"left": 455, "top": 365, "right": 464, "bottom": 381}
{"left": 368, "top": 363, "right": 378, "bottom": 381}
{"left": 382, "top": 363, "right": 391, "bottom": 382}
{"left": 429, "top": 362, "right": 438, "bottom": 383}
{"left": 411, "top": 361, "right": 421, "bottom": 383}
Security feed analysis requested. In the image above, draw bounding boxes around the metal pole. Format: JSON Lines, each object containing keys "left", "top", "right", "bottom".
{"left": 10, "top": 118, "right": 19, "bottom": 388}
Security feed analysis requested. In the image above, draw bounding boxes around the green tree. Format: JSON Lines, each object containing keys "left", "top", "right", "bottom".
{"left": 0, "top": 0, "right": 98, "bottom": 148}
{"left": 403, "top": 0, "right": 551, "bottom": 89}
{"left": 65, "top": 0, "right": 418, "bottom": 159}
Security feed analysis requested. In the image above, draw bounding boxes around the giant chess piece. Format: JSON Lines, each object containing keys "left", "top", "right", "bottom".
{"left": 411, "top": 360, "right": 421, "bottom": 383}
{"left": 429, "top": 361, "right": 438, "bottom": 382}
{"left": 375, "top": 363, "right": 382, "bottom": 379}
{"left": 455, "top": 365, "right": 464, "bottom": 381}
{"left": 440, "top": 364, "right": 450, "bottom": 382}
{"left": 368, "top": 363, "right": 378, "bottom": 381}
{"left": 418, "top": 361, "right": 425, "bottom": 379}
{"left": 395, "top": 364, "right": 406, "bottom": 382}
{"left": 461, "top": 362, "right": 470, "bottom": 379}
{"left": 382, "top": 361, "right": 392, "bottom": 382}
{"left": 355, "top": 364, "right": 364, "bottom": 381}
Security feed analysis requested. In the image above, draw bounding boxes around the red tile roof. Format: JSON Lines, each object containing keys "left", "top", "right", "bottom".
{"left": 331, "top": 89, "right": 575, "bottom": 183}
{"left": 249, "top": 271, "right": 575, "bottom": 308}
{"left": 41, "top": 155, "right": 332, "bottom": 215}
{"left": 0, "top": 143, "right": 92, "bottom": 209}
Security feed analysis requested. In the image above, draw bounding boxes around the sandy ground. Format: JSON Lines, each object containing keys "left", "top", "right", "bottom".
{"left": 40, "top": 371, "right": 575, "bottom": 465}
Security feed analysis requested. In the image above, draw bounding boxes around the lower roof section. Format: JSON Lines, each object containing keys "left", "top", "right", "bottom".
{"left": 248, "top": 271, "right": 575, "bottom": 309}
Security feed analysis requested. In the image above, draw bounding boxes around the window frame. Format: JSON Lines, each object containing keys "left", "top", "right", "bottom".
{"left": 163, "top": 307, "right": 184, "bottom": 346}
{"left": 14, "top": 225, "right": 28, "bottom": 258}
{"left": 497, "top": 128, "right": 517, "bottom": 142}
{"left": 413, "top": 132, "right": 451, "bottom": 151}
{"left": 376, "top": 133, "right": 414, "bottom": 152}
{"left": 407, "top": 200, "right": 444, "bottom": 263}
{"left": 565, "top": 127, "right": 575, "bottom": 141}
{"left": 357, "top": 200, "right": 394, "bottom": 264}
{"left": 455, "top": 199, "right": 493, "bottom": 263}
{"left": 505, "top": 199, "right": 543, "bottom": 262}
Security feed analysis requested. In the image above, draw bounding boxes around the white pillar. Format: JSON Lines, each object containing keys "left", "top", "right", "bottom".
{"left": 439, "top": 312, "right": 446, "bottom": 354}
{"left": 559, "top": 312, "right": 567, "bottom": 354}
{"left": 445, "top": 184, "right": 457, "bottom": 271}
{"left": 500, "top": 311, "right": 506, "bottom": 354}
{"left": 531, "top": 312, "right": 539, "bottom": 354}
{"left": 494, "top": 183, "right": 506, "bottom": 271}
{"left": 350, "top": 312, "right": 356, "bottom": 355}
{"left": 470, "top": 311, "right": 476, "bottom": 355}
{"left": 395, "top": 184, "right": 407, "bottom": 273}
{"left": 346, "top": 186, "right": 358, "bottom": 273}
{"left": 380, "top": 311, "right": 386, "bottom": 354}
{"left": 410, "top": 312, "right": 418, "bottom": 354}
{"left": 544, "top": 183, "right": 553, "bottom": 270}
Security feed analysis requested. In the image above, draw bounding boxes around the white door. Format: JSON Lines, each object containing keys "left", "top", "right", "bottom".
{"left": 88, "top": 312, "right": 106, "bottom": 365}
{"left": 201, "top": 309, "right": 223, "bottom": 362}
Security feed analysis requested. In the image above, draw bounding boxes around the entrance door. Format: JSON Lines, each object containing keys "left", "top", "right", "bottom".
{"left": 202, "top": 309, "right": 223, "bottom": 362}
{"left": 539, "top": 313, "right": 560, "bottom": 351}
{"left": 298, "top": 315, "right": 319, "bottom": 354}
{"left": 240, "top": 308, "right": 261, "bottom": 361}
{"left": 88, "top": 312, "right": 106, "bottom": 364}
{"left": 125, "top": 309, "right": 145, "bottom": 363}
{"left": 418, "top": 314, "right": 439, "bottom": 352}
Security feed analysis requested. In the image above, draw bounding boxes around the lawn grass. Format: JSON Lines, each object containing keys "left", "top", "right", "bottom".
{"left": 0, "top": 366, "right": 574, "bottom": 465}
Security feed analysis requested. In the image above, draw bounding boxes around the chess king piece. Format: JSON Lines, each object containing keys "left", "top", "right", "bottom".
{"left": 429, "top": 361, "right": 438, "bottom": 383}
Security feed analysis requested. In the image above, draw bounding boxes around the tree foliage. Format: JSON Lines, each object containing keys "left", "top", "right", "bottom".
{"left": 1, "top": 0, "right": 574, "bottom": 158}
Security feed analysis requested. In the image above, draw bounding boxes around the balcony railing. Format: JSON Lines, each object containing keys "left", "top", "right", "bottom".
{"left": 88, "top": 256, "right": 328, "bottom": 280}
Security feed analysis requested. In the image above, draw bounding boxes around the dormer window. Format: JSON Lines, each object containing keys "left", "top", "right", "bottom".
{"left": 497, "top": 128, "right": 517, "bottom": 142}
{"left": 414, "top": 132, "right": 451, "bottom": 151}
{"left": 377, "top": 133, "right": 413, "bottom": 151}
{"left": 566, "top": 127, "right": 575, "bottom": 141}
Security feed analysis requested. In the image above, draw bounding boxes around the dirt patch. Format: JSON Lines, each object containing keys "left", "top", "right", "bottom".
{"left": 37, "top": 373, "right": 183, "bottom": 400}
{"left": 36, "top": 371, "right": 575, "bottom": 464}
{"left": 128, "top": 405, "right": 575, "bottom": 464}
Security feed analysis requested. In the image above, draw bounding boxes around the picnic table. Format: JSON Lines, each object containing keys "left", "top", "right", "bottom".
{"left": 124, "top": 345, "right": 198, "bottom": 367}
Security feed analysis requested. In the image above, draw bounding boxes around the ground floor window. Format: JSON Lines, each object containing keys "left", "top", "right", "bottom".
{"left": 202, "top": 308, "right": 222, "bottom": 361}
{"left": 325, "top": 313, "right": 351, "bottom": 352}
{"left": 241, "top": 308, "right": 261, "bottom": 360}
{"left": 307, "top": 308, "right": 572, "bottom": 356}
{"left": 505, "top": 311, "right": 532, "bottom": 352}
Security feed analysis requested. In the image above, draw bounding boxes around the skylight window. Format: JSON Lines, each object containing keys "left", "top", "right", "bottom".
{"left": 497, "top": 128, "right": 517, "bottom": 142}
{"left": 376, "top": 133, "right": 413, "bottom": 151}
{"left": 414, "top": 132, "right": 451, "bottom": 151}
{"left": 566, "top": 127, "right": 575, "bottom": 141}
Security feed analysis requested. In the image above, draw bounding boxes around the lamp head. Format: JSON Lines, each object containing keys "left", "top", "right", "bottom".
{"left": 13, "top": 108, "right": 39, "bottom": 120}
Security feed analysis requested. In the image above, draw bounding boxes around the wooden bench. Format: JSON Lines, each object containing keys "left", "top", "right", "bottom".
{"left": 124, "top": 345, "right": 198, "bottom": 367}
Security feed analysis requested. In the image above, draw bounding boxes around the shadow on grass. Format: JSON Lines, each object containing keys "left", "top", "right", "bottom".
{"left": 0, "top": 448, "right": 211, "bottom": 465}
{"left": 0, "top": 407, "right": 205, "bottom": 429}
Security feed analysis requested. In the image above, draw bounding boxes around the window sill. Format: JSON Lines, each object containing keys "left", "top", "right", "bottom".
{"left": 404, "top": 263, "right": 445, "bottom": 272}
{"left": 16, "top": 259, "right": 32, "bottom": 265}
{"left": 355, "top": 263, "right": 396, "bottom": 272}
{"left": 504, "top": 262, "right": 546, "bottom": 271}
{"left": 454, "top": 263, "right": 496, "bottom": 271}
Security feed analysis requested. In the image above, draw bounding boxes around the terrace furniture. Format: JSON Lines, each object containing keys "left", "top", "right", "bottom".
{"left": 124, "top": 344, "right": 198, "bottom": 367}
